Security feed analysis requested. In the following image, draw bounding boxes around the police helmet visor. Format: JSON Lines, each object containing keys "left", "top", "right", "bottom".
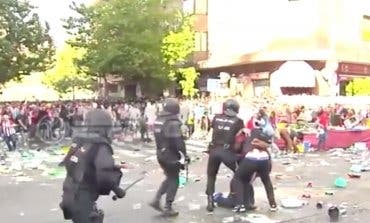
{"left": 84, "top": 109, "right": 113, "bottom": 137}
{"left": 224, "top": 108, "right": 238, "bottom": 117}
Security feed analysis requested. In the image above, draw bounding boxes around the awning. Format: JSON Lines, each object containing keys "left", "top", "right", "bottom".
{"left": 270, "top": 61, "right": 316, "bottom": 88}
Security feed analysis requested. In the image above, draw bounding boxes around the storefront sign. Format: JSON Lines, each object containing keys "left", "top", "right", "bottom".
{"left": 338, "top": 63, "right": 370, "bottom": 76}
{"left": 207, "top": 78, "right": 220, "bottom": 92}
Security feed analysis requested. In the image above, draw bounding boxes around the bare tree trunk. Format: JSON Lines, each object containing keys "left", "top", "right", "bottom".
{"left": 103, "top": 74, "right": 108, "bottom": 100}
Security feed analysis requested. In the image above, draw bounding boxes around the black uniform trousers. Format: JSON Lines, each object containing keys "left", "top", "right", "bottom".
{"left": 205, "top": 147, "right": 255, "bottom": 207}
{"left": 206, "top": 146, "right": 238, "bottom": 196}
{"left": 71, "top": 190, "right": 103, "bottom": 223}
{"left": 205, "top": 146, "right": 254, "bottom": 208}
{"left": 233, "top": 158, "right": 276, "bottom": 207}
{"left": 155, "top": 150, "right": 180, "bottom": 205}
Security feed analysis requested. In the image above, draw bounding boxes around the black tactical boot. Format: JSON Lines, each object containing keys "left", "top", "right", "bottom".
{"left": 206, "top": 195, "right": 214, "bottom": 212}
{"left": 149, "top": 200, "right": 163, "bottom": 212}
{"left": 163, "top": 203, "right": 179, "bottom": 217}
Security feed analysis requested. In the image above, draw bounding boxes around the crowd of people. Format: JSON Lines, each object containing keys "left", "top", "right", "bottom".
{"left": 0, "top": 97, "right": 369, "bottom": 153}
{"left": 0, "top": 96, "right": 369, "bottom": 221}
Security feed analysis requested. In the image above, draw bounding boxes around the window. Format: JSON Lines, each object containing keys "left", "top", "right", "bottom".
{"left": 183, "top": 0, "right": 194, "bottom": 14}
{"left": 195, "top": 32, "right": 208, "bottom": 51}
{"left": 362, "top": 15, "right": 370, "bottom": 41}
{"left": 253, "top": 79, "right": 270, "bottom": 97}
{"left": 194, "top": 0, "right": 207, "bottom": 14}
{"left": 108, "top": 84, "right": 118, "bottom": 93}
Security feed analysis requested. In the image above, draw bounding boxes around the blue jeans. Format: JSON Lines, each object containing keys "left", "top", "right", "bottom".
{"left": 318, "top": 130, "right": 327, "bottom": 150}
{"left": 3, "top": 134, "right": 16, "bottom": 151}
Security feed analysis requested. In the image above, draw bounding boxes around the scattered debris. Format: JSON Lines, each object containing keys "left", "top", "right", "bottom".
{"left": 14, "top": 176, "right": 33, "bottom": 182}
{"left": 301, "top": 194, "right": 311, "bottom": 199}
{"left": 325, "top": 191, "right": 335, "bottom": 196}
{"left": 243, "top": 214, "right": 277, "bottom": 223}
{"left": 176, "top": 196, "right": 185, "bottom": 202}
{"left": 188, "top": 203, "right": 201, "bottom": 211}
{"left": 334, "top": 177, "right": 347, "bottom": 188}
{"left": 221, "top": 216, "right": 234, "bottom": 223}
{"left": 132, "top": 203, "right": 142, "bottom": 210}
{"left": 348, "top": 173, "right": 361, "bottom": 178}
{"left": 316, "top": 201, "right": 324, "bottom": 209}
{"left": 281, "top": 198, "right": 305, "bottom": 208}
{"left": 328, "top": 206, "right": 340, "bottom": 222}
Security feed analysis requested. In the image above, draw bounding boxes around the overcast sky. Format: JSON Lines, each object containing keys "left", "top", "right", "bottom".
{"left": 29, "top": 0, "right": 92, "bottom": 47}
{"left": 29, "top": 0, "right": 370, "bottom": 48}
{"left": 365, "top": 0, "right": 370, "bottom": 15}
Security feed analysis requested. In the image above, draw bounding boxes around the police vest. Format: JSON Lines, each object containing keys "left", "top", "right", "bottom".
{"left": 62, "top": 142, "right": 121, "bottom": 195}
{"left": 212, "top": 114, "right": 241, "bottom": 146}
{"left": 64, "top": 143, "right": 97, "bottom": 188}
{"left": 153, "top": 116, "right": 181, "bottom": 150}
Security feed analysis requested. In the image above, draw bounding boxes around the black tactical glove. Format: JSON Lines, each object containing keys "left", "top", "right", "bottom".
{"left": 185, "top": 155, "right": 191, "bottom": 164}
{"left": 177, "top": 162, "right": 185, "bottom": 170}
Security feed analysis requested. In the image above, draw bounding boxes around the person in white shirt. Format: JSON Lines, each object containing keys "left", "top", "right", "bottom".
{"left": 232, "top": 129, "right": 277, "bottom": 213}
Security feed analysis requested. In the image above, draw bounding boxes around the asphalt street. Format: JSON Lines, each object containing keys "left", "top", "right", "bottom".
{"left": 1, "top": 139, "right": 370, "bottom": 223}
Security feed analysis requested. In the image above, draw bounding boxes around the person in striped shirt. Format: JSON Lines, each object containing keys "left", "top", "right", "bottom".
{"left": 1, "top": 114, "right": 17, "bottom": 151}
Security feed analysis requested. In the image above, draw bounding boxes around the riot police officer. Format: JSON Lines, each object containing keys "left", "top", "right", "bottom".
{"left": 205, "top": 98, "right": 245, "bottom": 212}
{"left": 60, "top": 109, "right": 125, "bottom": 223}
{"left": 149, "top": 98, "right": 189, "bottom": 217}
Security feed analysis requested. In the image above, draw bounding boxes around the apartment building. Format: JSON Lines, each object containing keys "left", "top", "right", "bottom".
{"left": 187, "top": 0, "right": 370, "bottom": 96}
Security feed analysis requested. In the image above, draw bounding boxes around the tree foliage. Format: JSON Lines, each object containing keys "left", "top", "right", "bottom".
{"left": 0, "top": 0, "right": 54, "bottom": 83}
{"left": 162, "top": 15, "right": 198, "bottom": 97}
{"left": 345, "top": 78, "right": 370, "bottom": 96}
{"left": 177, "top": 67, "right": 198, "bottom": 97}
{"left": 64, "top": 0, "right": 197, "bottom": 97}
{"left": 42, "top": 44, "right": 93, "bottom": 97}
{"left": 65, "top": 0, "right": 177, "bottom": 80}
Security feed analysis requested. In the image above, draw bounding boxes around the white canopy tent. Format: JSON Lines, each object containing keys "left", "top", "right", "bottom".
{"left": 270, "top": 61, "right": 317, "bottom": 95}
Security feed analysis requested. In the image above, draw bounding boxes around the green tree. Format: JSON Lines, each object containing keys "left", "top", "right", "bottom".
{"left": 43, "top": 44, "right": 93, "bottom": 99}
{"left": 162, "top": 15, "right": 198, "bottom": 97}
{"left": 65, "top": 0, "right": 177, "bottom": 81}
{"left": 65, "top": 0, "right": 197, "bottom": 97}
{"left": 0, "top": 0, "right": 54, "bottom": 83}
{"left": 345, "top": 78, "right": 370, "bottom": 96}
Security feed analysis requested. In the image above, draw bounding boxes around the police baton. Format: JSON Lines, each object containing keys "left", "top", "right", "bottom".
{"left": 179, "top": 152, "right": 190, "bottom": 183}
{"left": 185, "top": 161, "right": 189, "bottom": 182}
{"left": 112, "top": 171, "right": 148, "bottom": 201}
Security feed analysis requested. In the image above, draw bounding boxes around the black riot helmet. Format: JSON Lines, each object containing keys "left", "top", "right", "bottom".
{"left": 161, "top": 98, "right": 180, "bottom": 116}
{"left": 84, "top": 109, "right": 113, "bottom": 140}
{"left": 223, "top": 99, "right": 240, "bottom": 117}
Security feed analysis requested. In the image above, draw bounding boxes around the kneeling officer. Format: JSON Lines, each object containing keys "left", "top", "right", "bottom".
{"left": 60, "top": 109, "right": 125, "bottom": 223}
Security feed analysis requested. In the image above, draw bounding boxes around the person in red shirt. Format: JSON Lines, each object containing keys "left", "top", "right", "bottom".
{"left": 246, "top": 116, "right": 255, "bottom": 130}
{"left": 316, "top": 107, "right": 329, "bottom": 151}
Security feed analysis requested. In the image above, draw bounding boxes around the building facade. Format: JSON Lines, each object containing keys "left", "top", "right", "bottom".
{"left": 188, "top": 0, "right": 370, "bottom": 97}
